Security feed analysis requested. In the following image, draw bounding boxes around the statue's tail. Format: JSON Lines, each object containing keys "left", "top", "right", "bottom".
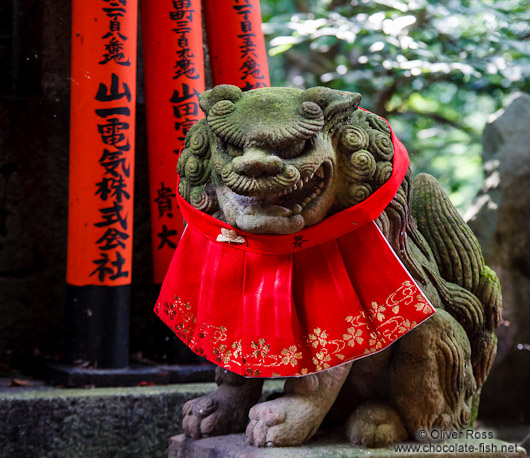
{"left": 411, "top": 174, "right": 501, "bottom": 389}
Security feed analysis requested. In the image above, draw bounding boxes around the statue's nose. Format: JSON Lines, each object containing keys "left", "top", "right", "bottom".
{"left": 232, "top": 147, "right": 283, "bottom": 177}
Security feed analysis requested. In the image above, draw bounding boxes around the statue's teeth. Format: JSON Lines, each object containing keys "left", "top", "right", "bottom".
{"left": 317, "top": 181, "right": 325, "bottom": 189}
{"left": 303, "top": 176, "right": 310, "bottom": 183}
{"left": 309, "top": 173, "right": 314, "bottom": 180}
{"left": 296, "top": 180, "right": 304, "bottom": 190}
{"left": 315, "top": 165, "right": 325, "bottom": 179}
{"left": 292, "top": 204, "right": 303, "bottom": 214}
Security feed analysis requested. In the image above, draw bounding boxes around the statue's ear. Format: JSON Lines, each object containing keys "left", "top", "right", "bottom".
{"left": 198, "top": 89, "right": 212, "bottom": 116}
{"left": 199, "top": 85, "right": 243, "bottom": 115}
{"left": 300, "top": 87, "right": 361, "bottom": 120}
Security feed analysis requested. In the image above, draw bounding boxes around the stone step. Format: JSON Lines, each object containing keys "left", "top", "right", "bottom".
{"left": 1, "top": 379, "right": 527, "bottom": 458}
{"left": 0, "top": 379, "right": 282, "bottom": 458}
{"left": 169, "top": 431, "right": 527, "bottom": 458}
{"left": 0, "top": 382, "right": 214, "bottom": 458}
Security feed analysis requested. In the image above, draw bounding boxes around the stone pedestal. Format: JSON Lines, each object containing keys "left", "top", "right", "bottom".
{"left": 169, "top": 432, "right": 526, "bottom": 458}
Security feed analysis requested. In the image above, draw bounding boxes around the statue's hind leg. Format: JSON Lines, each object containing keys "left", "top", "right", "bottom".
{"left": 345, "top": 310, "right": 475, "bottom": 446}
{"left": 345, "top": 400, "right": 409, "bottom": 447}
{"left": 344, "top": 347, "right": 409, "bottom": 447}
{"left": 390, "top": 309, "right": 476, "bottom": 438}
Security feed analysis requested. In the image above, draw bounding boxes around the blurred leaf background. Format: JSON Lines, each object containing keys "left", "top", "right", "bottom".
{"left": 259, "top": 0, "right": 530, "bottom": 211}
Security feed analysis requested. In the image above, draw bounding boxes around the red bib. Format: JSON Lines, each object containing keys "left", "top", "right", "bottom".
{"left": 155, "top": 119, "right": 435, "bottom": 377}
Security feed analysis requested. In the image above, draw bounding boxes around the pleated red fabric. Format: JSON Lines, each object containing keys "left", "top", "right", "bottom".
{"left": 155, "top": 116, "right": 436, "bottom": 377}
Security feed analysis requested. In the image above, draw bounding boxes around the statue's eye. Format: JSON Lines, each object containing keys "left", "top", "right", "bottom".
{"left": 276, "top": 140, "right": 306, "bottom": 159}
{"left": 227, "top": 143, "right": 244, "bottom": 157}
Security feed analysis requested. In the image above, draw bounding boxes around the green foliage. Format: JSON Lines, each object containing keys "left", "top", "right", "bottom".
{"left": 260, "top": 0, "right": 530, "bottom": 210}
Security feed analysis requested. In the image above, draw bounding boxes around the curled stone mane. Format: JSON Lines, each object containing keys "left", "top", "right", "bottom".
{"left": 334, "top": 109, "right": 395, "bottom": 208}
{"left": 177, "top": 122, "right": 218, "bottom": 215}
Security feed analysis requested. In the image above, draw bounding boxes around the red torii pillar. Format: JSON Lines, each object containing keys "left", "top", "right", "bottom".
{"left": 204, "top": 0, "right": 270, "bottom": 90}
{"left": 67, "top": 0, "right": 138, "bottom": 368}
{"left": 141, "top": 0, "right": 206, "bottom": 285}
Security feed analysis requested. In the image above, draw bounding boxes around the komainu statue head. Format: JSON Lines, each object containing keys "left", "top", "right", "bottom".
{"left": 178, "top": 85, "right": 395, "bottom": 233}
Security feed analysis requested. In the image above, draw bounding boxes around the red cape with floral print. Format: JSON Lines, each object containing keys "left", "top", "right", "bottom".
{"left": 155, "top": 120, "right": 436, "bottom": 378}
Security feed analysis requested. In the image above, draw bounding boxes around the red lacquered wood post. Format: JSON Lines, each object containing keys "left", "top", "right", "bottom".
{"left": 67, "top": 0, "right": 138, "bottom": 368}
{"left": 204, "top": 0, "right": 270, "bottom": 90}
{"left": 141, "top": 0, "right": 205, "bottom": 284}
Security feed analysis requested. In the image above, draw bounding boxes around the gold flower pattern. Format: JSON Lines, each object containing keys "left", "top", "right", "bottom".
{"left": 251, "top": 338, "right": 271, "bottom": 359}
{"left": 365, "top": 331, "right": 384, "bottom": 355}
{"left": 343, "top": 327, "right": 364, "bottom": 347}
{"left": 414, "top": 294, "right": 431, "bottom": 314}
{"left": 370, "top": 301, "right": 388, "bottom": 322}
{"left": 307, "top": 328, "right": 328, "bottom": 348}
{"left": 312, "top": 351, "right": 332, "bottom": 371}
{"left": 281, "top": 346, "right": 303, "bottom": 367}
{"left": 342, "top": 314, "right": 367, "bottom": 348}
{"left": 155, "top": 281, "right": 433, "bottom": 377}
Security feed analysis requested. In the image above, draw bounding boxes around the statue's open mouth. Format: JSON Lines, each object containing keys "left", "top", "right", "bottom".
{"left": 262, "top": 160, "right": 333, "bottom": 216}
{"left": 220, "top": 160, "right": 334, "bottom": 234}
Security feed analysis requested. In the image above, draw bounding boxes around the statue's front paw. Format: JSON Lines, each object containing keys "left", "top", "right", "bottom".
{"left": 346, "top": 401, "right": 408, "bottom": 448}
{"left": 183, "top": 369, "right": 264, "bottom": 440}
{"left": 246, "top": 402, "right": 287, "bottom": 447}
{"left": 183, "top": 393, "right": 247, "bottom": 439}
{"left": 246, "top": 396, "right": 323, "bottom": 447}
{"left": 183, "top": 395, "right": 221, "bottom": 439}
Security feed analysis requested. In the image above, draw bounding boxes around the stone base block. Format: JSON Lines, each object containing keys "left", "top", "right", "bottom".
{"left": 169, "top": 431, "right": 527, "bottom": 458}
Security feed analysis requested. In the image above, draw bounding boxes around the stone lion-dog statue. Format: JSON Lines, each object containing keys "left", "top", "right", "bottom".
{"left": 155, "top": 85, "right": 501, "bottom": 448}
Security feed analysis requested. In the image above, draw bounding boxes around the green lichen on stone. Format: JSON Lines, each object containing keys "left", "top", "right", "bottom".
{"left": 470, "top": 393, "right": 481, "bottom": 426}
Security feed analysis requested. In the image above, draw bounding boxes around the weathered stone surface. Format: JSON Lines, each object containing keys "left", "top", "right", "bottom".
{"left": 0, "top": 383, "right": 213, "bottom": 458}
{"left": 0, "top": 380, "right": 284, "bottom": 458}
{"left": 465, "top": 92, "right": 530, "bottom": 421}
{"left": 169, "top": 432, "right": 526, "bottom": 458}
